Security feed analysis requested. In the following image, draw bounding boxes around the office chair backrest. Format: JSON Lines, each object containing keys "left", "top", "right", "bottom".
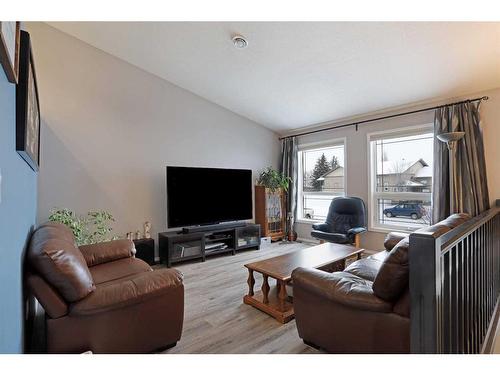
{"left": 325, "top": 196, "right": 367, "bottom": 234}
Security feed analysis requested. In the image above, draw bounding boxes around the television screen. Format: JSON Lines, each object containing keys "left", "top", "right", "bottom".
{"left": 166, "top": 166, "right": 253, "bottom": 228}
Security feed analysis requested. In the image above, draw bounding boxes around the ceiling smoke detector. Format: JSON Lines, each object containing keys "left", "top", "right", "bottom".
{"left": 232, "top": 35, "right": 248, "bottom": 49}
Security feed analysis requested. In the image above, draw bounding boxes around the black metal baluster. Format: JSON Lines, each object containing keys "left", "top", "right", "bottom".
{"left": 440, "top": 252, "right": 445, "bottom": 353}
{"left": 479, "top": 223, "right": 487, "bottom": 350}
{"left": 476, "top": 227, "right": 481, "bottom": 353}
{"left": 464, "top": 236, "right": 470, "bottom": 354}
{"left": 443, "top": 252, "right": 449, "bottom": 353}
{"left": 491, "top": 218, "right": 494, "bottom": 317}
{"left": 451, "top": 248, "right": 460, "bottom": 353}
{"left": 476, "top": 226, "right": 482, "bottom": 352}
{"left": 470, "top": 231, "right": 478, "bottom": 353}
{"left": 478, "top": 226, "right": 483, "bottom": 352}
{"left": 486, "top": 221, "right": 490, "bottom": 340}
{"left": 448, "top": 249, "right": 454, "bottom": 353}
{"left": 463, "top": 234, "right": 471, "bottom": 353}
{"left": 458, "top": 241, "right": 464, "bottom": 353}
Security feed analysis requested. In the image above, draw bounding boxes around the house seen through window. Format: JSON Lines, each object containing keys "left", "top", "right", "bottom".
{"left": 297, "top": 142, "right": 345, "bottom": 221}
{"left": 369, "top": 129, "right": 434, "bottom": 231}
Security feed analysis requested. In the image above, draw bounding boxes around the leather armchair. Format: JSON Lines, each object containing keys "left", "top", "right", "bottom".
{"left": 293, "top": 213, "right": 471, "bottom": 353}
{"left": 311, "top": 196, "right": 367, "bottom": 246}
{"left": 26, "top": 222, "right": 184, "bottom": 353}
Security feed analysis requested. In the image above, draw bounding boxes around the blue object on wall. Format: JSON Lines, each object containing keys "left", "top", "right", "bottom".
{"left": 0, "top": 67, "right": 38, "bottom": 353}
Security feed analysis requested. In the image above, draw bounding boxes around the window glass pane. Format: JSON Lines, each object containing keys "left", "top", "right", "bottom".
{"left": 302, "top": 145, "right": 344, "bottom": 192}
{"left": 299, "top": 144, "right": 344, "bottom": 221}
{"left": 374, "top": 133, "right": 433, "bottom": 193}
{"left": 302, "top": 194, "right": 333, "bottom": 221}
{"left": 370, "top": 131, "right": 433, "bottom": 230}
{"left": 377, "top": 198, "right": 432, "bottom": 229}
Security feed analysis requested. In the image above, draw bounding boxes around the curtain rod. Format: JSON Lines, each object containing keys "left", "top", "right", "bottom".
{"left": 279, "top": 96, "right": 489, "bottom": 140}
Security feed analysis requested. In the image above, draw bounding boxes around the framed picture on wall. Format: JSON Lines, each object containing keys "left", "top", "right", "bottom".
{"left": 16, "top": 30, "right": 40, "bottom": 172}
{"left": 0, "top": 21, "right": 21, "bottom": 83}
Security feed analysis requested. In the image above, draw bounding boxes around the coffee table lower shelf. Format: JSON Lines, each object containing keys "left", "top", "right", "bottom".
{"left": 243, "top": 287, "right": 294, "bottom": 324}
{"left": 243, "top": 242, "right": 364, "bottom": 324}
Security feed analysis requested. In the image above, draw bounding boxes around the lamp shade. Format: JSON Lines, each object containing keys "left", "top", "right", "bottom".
{"left": 437, "top": 131, "right": 465, "bottom": 143}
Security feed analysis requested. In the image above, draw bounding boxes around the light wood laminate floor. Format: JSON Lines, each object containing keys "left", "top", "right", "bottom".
{"left": 159, "top": 241, "right": 319, "bottom": 354}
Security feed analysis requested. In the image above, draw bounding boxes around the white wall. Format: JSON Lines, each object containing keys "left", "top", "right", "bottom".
{"left": 23, "top": 22, "right": 500, "bottom": 253}
{"left": 294, "top": 87, "right": 500, "bottom": 250}
{"left": 26, "top": 22, "right": 280, "bottom": 245}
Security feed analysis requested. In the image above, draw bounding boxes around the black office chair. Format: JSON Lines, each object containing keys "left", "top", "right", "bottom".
{"left": 311, "top": 196, "right": 367, "bottom": 246}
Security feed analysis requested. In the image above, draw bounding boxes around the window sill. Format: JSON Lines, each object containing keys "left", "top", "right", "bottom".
{"left": 296, "top": 219, "right": 322, "bottom": 225}
{"left": 368, "top": 225, "right": 415, "bottom": 234}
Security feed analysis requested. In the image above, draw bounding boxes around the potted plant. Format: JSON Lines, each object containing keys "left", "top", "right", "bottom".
{"left": 256, "top": 167, "right": 292, "bottom": 192}
{"left": 48, "top": 208, "right": 117, "bottom": 246}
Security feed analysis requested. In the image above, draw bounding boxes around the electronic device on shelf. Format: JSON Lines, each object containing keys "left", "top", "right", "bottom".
{"left": 205, "top": 242, "right": 227, "bottom": 250}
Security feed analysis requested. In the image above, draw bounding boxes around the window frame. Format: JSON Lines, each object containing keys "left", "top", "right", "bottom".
{"left": 367, "top": 124, "right": 434, "bottom": 233}
{"left": 296, "top": 137, "right": 347, "bottom": 224}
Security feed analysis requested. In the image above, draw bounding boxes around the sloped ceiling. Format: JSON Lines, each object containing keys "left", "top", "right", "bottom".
{"left": 48, "top": 22, "right": 500, "bottom": 133}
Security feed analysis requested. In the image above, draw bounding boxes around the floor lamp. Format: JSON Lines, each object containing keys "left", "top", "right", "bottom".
{"left": 437, "top": 131, "right": 465, "bottom": 214}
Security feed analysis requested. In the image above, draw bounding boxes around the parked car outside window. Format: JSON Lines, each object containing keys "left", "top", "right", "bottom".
{"left": 383, "top": 203, "right": 426, "bottom": 220}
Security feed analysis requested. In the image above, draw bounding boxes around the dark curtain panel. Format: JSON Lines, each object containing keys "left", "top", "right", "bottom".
{"left": 280, "top": 137, "right": 298, "bottom": 231}
{"left": 432, "top": 101, "right": 489, "bottom": 222}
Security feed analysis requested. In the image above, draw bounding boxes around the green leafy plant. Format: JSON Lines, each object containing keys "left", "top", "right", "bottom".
{"left": 48, "top": 208, "right": 116, "bottom": 246}
{"left": 257, "top": 167, "right": 292, "bottom": 192}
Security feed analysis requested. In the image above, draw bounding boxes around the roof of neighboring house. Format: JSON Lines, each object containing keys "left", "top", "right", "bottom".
{"left": 317, "top": 165, "right": 344, "bottom": 180}
{"left": 414, "top": 165, "right": 432, "bottom": 178}
{"left": 377, "top": 158, "right": 428, "bottom": 176}
{"left": 403, "top": 180, "right": 424, "bottom": 186}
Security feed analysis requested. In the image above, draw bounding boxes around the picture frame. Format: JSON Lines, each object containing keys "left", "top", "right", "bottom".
{"left": 16, "top": 30, "right": 40, "bottom": 172}
{"left": 0, "top": 21, "right": 21, "bottom": 83}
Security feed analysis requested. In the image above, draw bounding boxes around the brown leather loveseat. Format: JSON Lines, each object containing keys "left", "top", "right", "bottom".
{"left": 292, "top": 213, "right": 470, "bottom": 353}
{"left": 26, "top": 222, "right": 184, "bottom": 353}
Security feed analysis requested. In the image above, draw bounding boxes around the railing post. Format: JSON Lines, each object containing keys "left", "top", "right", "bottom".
{"left": 409, "top": 231, "right": 442, "bottom": 353}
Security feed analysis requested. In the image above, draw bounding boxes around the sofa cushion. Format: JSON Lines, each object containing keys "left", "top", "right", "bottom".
{"left": 70, "top": 268, "right": 183, "bottom": 316}
{"left": 292, "top": 268, "right": 393, "bottom": 313}
{"left": 368, "top": 250, "right": 389, "bottom": 262}
{"left": 344, "top": 257, "right": 383, "bottom": 282}
{"left": 90, "top": 257, "right": 152, "bottom": 285}
{"left": 28, "top": 223, "right": 95, "bottom": 302}
{"left": 373, "top": 213, "right": 471, "bottom": 301}
{"left": 79, "top": 239, "right": 136, "bottom": 267}
{"left": 384, "top": 232, "right": 409, "bottom": 251}
{"left": 372, "top": 237, "right": 410, "bottom": 301}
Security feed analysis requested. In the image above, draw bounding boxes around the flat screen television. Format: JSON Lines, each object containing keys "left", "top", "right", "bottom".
{"left": 166, "top": 166, "right": 253, "bottom": 228}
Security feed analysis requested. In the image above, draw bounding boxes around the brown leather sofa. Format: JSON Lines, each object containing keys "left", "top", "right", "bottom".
{"left": 292, "top": 213, "right": 470, "bottom": 353}
{"left": 26, "top": 222, "right": 184, "bottom": 353}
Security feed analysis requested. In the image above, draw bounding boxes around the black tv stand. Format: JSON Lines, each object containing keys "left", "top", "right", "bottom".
{"left": 181, "top": 221, "right": 246, "bottom": 234}
{"left": 159, "top": 223, "right": 261, "bottom": 267}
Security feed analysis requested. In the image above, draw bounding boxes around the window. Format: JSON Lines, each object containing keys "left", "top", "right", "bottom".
{"left": 297, "top": 140, "right": 345, "bottom": 221}
{"left": 368, "top": 127, "right": 433, "bottom": 231}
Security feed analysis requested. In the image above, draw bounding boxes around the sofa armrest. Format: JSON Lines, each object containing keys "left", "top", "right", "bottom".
{"left": 26, "top": 274, "right": 68, "bottom": 318}
{"left": 70, "top": 268, "right": 183, "bottom": 316}
{"left": 79, "top": 239, "right": 136, "bottom": 267}
{"left": 311, "top": 222, "right": 329, "bottom": 231}
{"left": 291, "top": 267, "right": 393, "bottom": 313}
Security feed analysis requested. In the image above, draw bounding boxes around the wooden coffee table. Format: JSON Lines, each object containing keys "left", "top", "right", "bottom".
{"left": 243, "top": 242, "right": 364, "bottom": 323}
